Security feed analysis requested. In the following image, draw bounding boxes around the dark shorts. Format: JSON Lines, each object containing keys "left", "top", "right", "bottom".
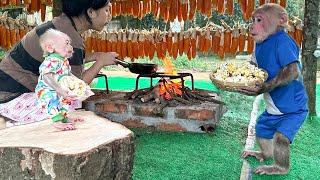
{"left": 255, "top": 110, "right": 308, "bottom": 143}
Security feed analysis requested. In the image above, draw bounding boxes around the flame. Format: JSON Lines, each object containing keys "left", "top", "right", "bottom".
{"left": 162, "top": 57, "right": 177, "bottom": 75}
{"left": 159, "top": 79, "right": 182, "bottom": 100}
{"left": 158, "top": 57, "right": 183, "bottom": 100}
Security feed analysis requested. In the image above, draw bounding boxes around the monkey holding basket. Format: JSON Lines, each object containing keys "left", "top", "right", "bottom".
{"left": 239, "top": 3, "right": 308, "bottom": 175}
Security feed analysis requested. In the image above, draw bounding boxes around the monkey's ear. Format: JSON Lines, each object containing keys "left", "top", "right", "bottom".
{"left": 279, "top": 13, "right": 288, "bottom": 27}
{"left": 45, "top": 44, "right": 54, "bottom": 53}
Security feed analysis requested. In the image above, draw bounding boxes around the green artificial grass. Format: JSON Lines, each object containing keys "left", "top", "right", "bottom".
{"left": 249, "top": 117, "right": 320, "bottom": 180}
{"left": 92, "top": 76, "right": 320, "bottom": 179}
{"left": 132, "top": 91, "right": 253, "bottom": 180}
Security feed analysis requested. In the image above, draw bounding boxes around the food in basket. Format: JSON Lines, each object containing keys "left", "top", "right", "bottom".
{"left": 210, "top": 61, "right": 268, "bottom": 91}
{"left": 59, "top": 75, "right": 94, "bottom": 100}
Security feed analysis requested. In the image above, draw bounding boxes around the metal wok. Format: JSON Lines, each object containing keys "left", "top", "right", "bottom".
{"left": 115, "top": 59, "right": 158, "bottom": 74}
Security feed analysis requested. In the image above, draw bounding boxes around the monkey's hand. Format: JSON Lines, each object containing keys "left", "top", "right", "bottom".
{"left": 267, "top": 62, "right": 299, "bottom": 89}
{"left": 238, "top": 82, "right": 270, "bottom": 96}
{"left": 43, "top": 73, "right": 77, "bottom": 101}
{"left": 241, "top": 150, "right": 265, "bottom": 162}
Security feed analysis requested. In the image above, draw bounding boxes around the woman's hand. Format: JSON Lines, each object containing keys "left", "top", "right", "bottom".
{"left": 93, "top": 52, "right": 118, "bottom": 67}
{"left": 82, "top": 52, "right": 118, "bottom": 84}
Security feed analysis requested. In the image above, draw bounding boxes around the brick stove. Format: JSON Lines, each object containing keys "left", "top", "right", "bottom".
{"left": 84, "top": 73, "right": 226, "bottom": 133}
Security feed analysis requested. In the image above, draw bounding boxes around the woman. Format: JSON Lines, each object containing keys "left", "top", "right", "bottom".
{"left": 0, "top": 0, "right": 116, "bottom": 127}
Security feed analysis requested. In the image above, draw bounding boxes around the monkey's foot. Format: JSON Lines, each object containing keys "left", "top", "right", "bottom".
{"left": 241, "top": 150, "right": 265, "bottom": 162}
{"left": 255, "top": 165, "right": 288, "bottom": 175}
{"left": 69, "top": 116, "right": 84, "bottom": 123}
{"left": 52, "top": 122, "right": 76, "bottom": 131}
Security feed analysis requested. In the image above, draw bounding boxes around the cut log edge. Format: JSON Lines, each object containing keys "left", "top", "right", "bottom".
{"left": 0, "top": 111, "right": 133, "bottom": 155}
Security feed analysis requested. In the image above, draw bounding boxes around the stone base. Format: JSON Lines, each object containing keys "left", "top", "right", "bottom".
{"left": 84, "top": 91, "right": 226, "bottom": 133}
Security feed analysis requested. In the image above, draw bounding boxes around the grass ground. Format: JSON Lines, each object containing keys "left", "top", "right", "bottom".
{"left": 95, "top": 75, "right": 320, "bottom": 180}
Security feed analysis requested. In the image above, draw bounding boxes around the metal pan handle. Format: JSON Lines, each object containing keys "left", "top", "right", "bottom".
{"left": 115, "top": 58, "right": 130, "bottom": 68}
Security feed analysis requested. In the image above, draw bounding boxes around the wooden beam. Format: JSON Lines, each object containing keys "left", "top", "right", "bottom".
{"left": 301, "top": 0, "right": 320, "bottom": 116}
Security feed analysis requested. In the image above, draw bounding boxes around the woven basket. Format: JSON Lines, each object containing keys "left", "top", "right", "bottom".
{"left": 209, "top": 61, "right": 268, "bottom": 92}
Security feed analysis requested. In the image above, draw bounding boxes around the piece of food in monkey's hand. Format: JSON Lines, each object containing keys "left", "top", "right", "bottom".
{"left": 59, "top": 76, "right": 94, "bottom": 101}
{"left": 209, "top": 60, "right": 268, "bottom": 92}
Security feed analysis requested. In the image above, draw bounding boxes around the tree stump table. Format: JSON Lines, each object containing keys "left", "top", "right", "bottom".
{"left": 0, "top": 111, "right": 134, "bottom": 180}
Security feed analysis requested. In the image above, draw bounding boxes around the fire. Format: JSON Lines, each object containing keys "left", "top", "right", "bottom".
{"left": 159, "top": 79, "right": 183, "bottom": 100}
{"left": 159, "top": 57, "right": 182, "bottom": 100}
{"left": 162, "top": 57, "right": 177, "bottom": 75}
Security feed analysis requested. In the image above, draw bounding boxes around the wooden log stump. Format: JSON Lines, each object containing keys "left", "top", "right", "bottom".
{"left": 0, "top": 111, "right": 134, "bottom": 180}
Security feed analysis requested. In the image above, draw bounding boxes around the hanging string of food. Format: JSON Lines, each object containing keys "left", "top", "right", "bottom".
{"left": 82, "top": 24, "right": 261, "bottom": 61}
{"left": 0, "top": 12, "right": 33, "bottom": 50}
{"left": 0, "top": 0, "right": 301, "bottom": 61}
{"left": 110, "top": 0, "right": 287, "bottom": 21}
{"left": 0, "top": 0, "right": 52, "bottom": 21}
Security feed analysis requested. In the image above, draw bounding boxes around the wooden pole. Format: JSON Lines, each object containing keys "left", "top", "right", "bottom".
{"left": 301, "top": 0, "right": 320, "bottom": 116}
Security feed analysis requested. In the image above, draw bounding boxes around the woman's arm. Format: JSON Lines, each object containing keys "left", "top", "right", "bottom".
{"left": 82, "top": 52, "right": 118, "bottom": 84}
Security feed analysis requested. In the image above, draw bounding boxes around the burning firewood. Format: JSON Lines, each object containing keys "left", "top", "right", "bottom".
{"left": 141, "top": 85, "right": 160, "bottom": 103}
{"left": 126, "top": 78, "right": 224, "bottom": 106}
{"left": 125, "top": 88, "right": 150, "bottom": 99}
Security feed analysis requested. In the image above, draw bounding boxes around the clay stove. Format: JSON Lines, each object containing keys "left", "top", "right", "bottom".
{"left": 84, "top": 72, "right": 226, "bottom": 133}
